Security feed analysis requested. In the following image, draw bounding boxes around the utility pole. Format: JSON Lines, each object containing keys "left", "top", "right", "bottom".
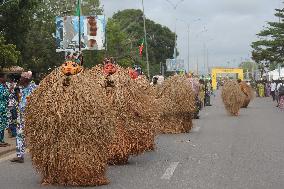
{"left": 187, "top": 24, "right": 190, "bottom": 73}
{"left": 165, "top": 0, "right": 185, "bottom": 71}
{"left": 141, "top": 0, "right": 150, "bottom": 79}
{"left": 196, "top": 56, "right": 199, "bottom": 75}
{"left": 203, "top": 43, "right": 206, "bottom": 75}
{"left": 206, "top": 48, "right": 209, "bottom": 74}
{"left": 174, "top": 19, "right": 177, "bottom": 61}
{"left": 175, "top": 18, "right": 201, "bottom": 73}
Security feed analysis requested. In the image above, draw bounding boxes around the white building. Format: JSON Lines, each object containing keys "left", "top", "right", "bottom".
{"left": 265, "top": 68, "right": 284, "bottom": 81}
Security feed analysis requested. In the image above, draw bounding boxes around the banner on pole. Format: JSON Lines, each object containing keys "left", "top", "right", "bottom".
{"left": 56, "top": 15, "right": 106, "bottom": 52}
{"left": 166, "top": 59, "right": 185, "bottom": 71}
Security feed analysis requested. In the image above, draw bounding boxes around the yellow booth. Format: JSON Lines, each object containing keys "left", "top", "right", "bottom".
{"left": 211, "top": 68, "right": 244, "bottom": 90}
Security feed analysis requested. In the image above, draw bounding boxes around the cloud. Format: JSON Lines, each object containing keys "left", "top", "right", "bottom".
{"left": 101, "top": 0, "right": 281, "bottom": 73}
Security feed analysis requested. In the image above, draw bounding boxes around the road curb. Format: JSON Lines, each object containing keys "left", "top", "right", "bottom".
{"left": 0, "top": 148, "right": 16, "bottom": 157}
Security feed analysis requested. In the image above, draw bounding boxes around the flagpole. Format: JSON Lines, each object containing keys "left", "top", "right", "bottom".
{"left": 78, "top": 0, "right": 82, "bottom": 65}
{"left": 141, "top": 0, "right": 150, "bottom": 79}
{"left": 77, "top": 0, "right": 84, "bottom": 66}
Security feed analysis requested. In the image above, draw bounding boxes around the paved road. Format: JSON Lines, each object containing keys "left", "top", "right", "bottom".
{"left": 0, "top": 131, "right": 16, "bottom": 156}
{"left": 0, "top": 94, "right": 284, "bottom": 189}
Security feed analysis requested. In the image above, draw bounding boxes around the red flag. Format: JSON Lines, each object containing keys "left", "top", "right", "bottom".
{"left": 139, "top": 38, "right": 144, "bottom": 57}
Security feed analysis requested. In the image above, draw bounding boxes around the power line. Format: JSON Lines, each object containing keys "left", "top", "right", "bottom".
{"left": 165, "top": 0, "right": 185, "bottom": 9}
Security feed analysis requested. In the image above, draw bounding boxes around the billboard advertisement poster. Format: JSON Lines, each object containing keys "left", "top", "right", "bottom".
{"left": 176, "top": 59, "right": 185, "bottom": 71}
{"left": 166, "top": 59, "right": 185, "bottom": 71}
{"left": 166, "top": 59, "right": 176, "bottom": 71}
{"left": 56, "top": 15, "right": 106, "bottom": 52}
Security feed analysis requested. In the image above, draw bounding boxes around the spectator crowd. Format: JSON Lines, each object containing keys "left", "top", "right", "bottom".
{"left": 254, "top": 79, "right": 284, "bottom": 108}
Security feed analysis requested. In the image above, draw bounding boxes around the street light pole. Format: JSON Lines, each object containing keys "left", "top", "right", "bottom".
{"left": 187, "top": 24, "right": 190, "bottom": 73}
{"left": 141, "top": 0, "right": 150, "bottom": 79}
{"left": 173, "top": 18, "right": 178, "bottom": 60}
{"left": 196, "top": 27, "right": 208, "bottom": 75}
{"left": 176, "top": 18, "right": 201, "bottom": 73}
{"left": 196, "top": 56, "right": 199, "bottom": 75}
{"left": 206, "top": 48, "right": 209, "bottom": 74}
{"left": 166, "top": 0, "right": 184, "bottom": 71}
{"left": 203, "top": 43, "right": 206, "bottom": 74}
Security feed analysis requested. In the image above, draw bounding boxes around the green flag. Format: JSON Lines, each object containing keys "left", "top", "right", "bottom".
{"left": 75, "top": 0, "right": 81, "bottom": 16}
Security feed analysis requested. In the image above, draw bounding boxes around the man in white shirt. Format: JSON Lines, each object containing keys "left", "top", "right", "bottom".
{"left": 270, "top": 80, "right": 277, "bottom": 101}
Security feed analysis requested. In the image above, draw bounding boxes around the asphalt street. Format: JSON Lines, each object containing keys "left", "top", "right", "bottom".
{"left": 0, "top": 93, "right": 283, "bottom": 189}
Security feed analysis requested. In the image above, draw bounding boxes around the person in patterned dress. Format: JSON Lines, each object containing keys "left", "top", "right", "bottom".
{"left": 10, "top": 71, "right": 37, "bottom": 163}
{"left": 0, "top": 74, "right": 9, "bottom": 147}
{"left": 199, "top": 79, "right": 205, "bottom": 109}
{"left": 204, "top": 79, "right": 212, "bottom": 106}
{"left": 6, "top": 76, "right": 18, "bottom": 138}
{"left": 187, "top": 74, "right": 201, "bottom": 119}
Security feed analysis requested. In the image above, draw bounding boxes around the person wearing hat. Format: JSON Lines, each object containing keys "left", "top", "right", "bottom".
{"left": 10, "top": 71, "right": 37, "bottom": 163}
{"left": 0, "top": 73, "right": 9, "bottom": 147}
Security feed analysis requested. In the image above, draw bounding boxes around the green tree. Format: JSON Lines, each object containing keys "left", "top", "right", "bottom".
{"left": 0, "top": 0, "right": 103, "bottom": 73}
{"left": 0, "top": 0, "right": 39, "bottom": 71}
{"left": 0, "top": 0, "right": 38, "bottom": 52}
{"left": 0, "top": 34, "right": 21, "bottom": 69}
{"left": 106, "top": 19, "right": 129, "bottom": 58}
{"left": 251, "top": 8, "right": 284, "bottom": 69}
{"left": 106, "top": 9, "right": 176, "bottom": 76}
{"left": 239, "top": 61, "right": 259, "bottom": 79}
{"left": 239, "top": 61, "right": 258, "bottom": 73}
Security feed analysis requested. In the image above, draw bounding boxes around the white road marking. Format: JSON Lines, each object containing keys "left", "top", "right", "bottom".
{"left": 0, "top": 153, "right": 16, "bottom": 164}
{"left": 161, "top": 162, "right": 179, "bottom": 180}
{"left": 192, "top": 126, "right": 201, "bottom": 132}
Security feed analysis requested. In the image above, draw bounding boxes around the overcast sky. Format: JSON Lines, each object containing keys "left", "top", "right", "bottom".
{"left": 101, "top": 0, "right": 281, "bottom": 73}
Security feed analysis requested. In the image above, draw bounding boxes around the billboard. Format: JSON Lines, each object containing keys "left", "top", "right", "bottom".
{"left": 56, "top": 15, "right": 106, "bottom": 52}
{"left": 166, "top": 59, "right": 185, "bottom": 71}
